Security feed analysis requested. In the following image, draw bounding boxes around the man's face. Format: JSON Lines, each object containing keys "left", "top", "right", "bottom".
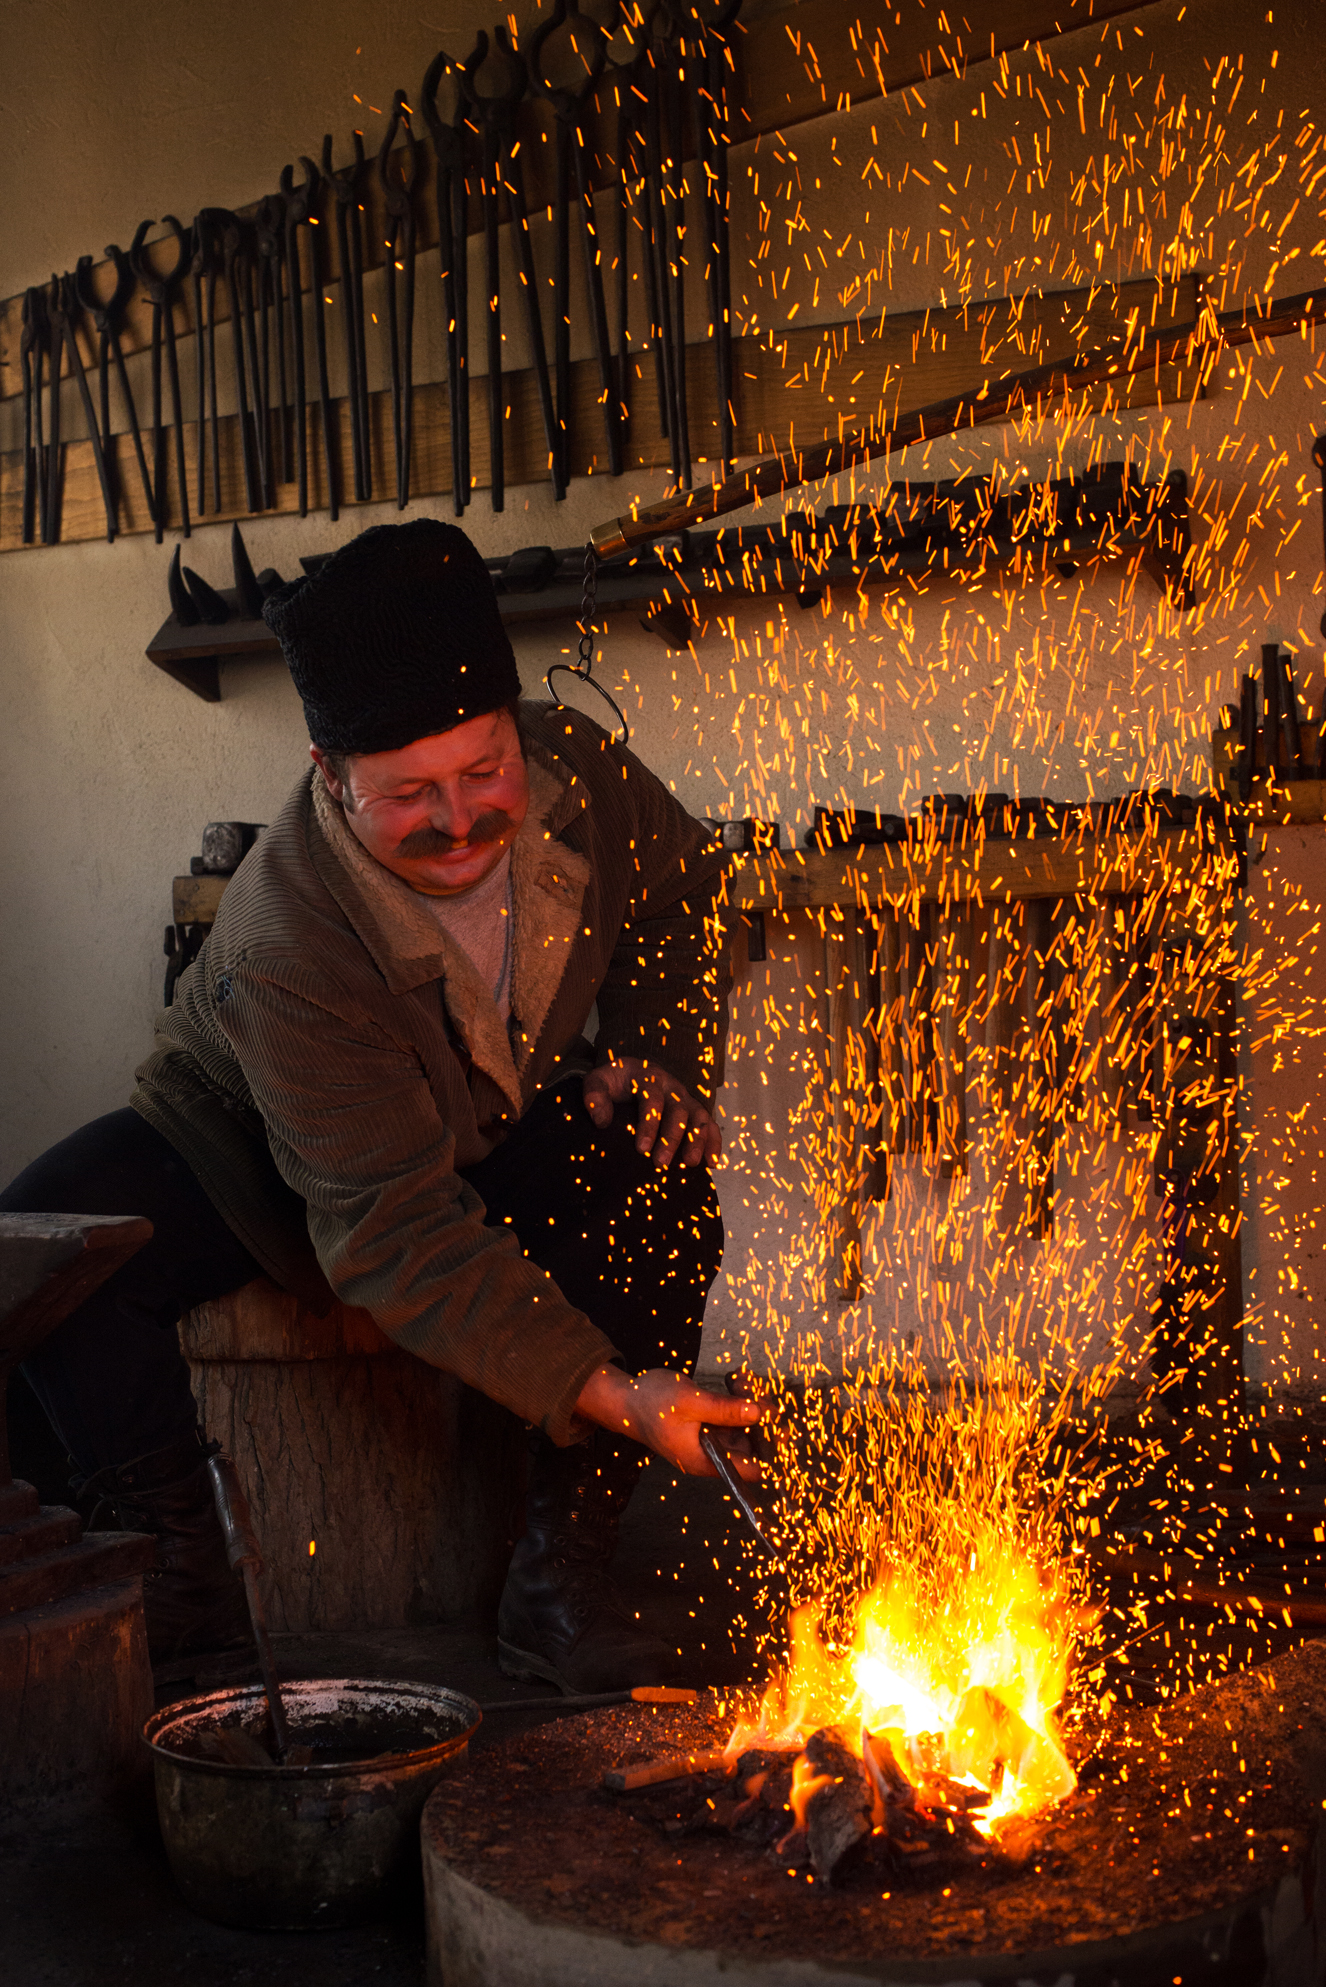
{"left": 311, "top": 707, "right": 529, "bottom": 896}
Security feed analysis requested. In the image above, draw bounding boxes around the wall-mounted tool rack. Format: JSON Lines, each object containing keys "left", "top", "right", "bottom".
{"left": 146, "top": 456, "right": 1193, "bottom": 700}
{"left": 0, "top": 0, "right": 1178, "bottom": 553}
{"left": 1210, "top": 641, "right": 1326, "bottom": 826}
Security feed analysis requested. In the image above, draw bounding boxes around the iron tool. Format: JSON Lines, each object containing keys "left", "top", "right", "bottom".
{"left": 377, "top": 94, "right": 420, "bottom": 510}
{"left": 129, "top": 216, "right": 191, "bottom": 540}
{"left": 75, "top": 248, "right": 156, "bottom": 533}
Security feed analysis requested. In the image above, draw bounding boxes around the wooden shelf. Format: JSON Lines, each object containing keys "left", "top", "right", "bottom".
{"left": 725, "top": 822, "right": 1243, "bottom": 915}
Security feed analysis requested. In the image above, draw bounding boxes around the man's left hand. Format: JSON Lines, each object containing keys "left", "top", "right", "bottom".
{"left": 582, "top": 1056, "right": 722, "bottom": 1167}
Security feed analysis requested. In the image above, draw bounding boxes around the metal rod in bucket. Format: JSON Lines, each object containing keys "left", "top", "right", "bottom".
{"left": 206, "top": 1452, "right": 293, "bottom": 1760}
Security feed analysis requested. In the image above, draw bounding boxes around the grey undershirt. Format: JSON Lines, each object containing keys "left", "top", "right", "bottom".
{"left": 417, "top": 849, "right": 514, "bottom": 1022}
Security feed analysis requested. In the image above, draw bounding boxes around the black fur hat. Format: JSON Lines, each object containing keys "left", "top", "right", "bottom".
{"left": 262, "top": 519, "right": 521, "bottom": 754}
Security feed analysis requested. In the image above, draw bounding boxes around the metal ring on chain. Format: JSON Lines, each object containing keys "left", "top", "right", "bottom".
{"left": 545, "top": 541, "right": 630, "bottom": 743}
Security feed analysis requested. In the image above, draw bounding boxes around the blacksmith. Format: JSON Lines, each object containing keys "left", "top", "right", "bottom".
{"left": 1, "top": 520, "right": 758, "bottom": 1691}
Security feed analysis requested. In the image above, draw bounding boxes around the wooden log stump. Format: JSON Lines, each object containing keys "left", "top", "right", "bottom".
{"left": 179, "top": 1280, "right": 525, "bottom": 1636}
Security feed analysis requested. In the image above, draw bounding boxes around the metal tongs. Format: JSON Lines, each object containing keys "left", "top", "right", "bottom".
{"left": 699, "top": 1370, "right": 777, "bottom": 1554}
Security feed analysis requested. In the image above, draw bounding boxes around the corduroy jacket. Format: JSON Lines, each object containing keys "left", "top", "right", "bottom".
{"left": 133, "top": 702, "right": 733, "bottom": 1444}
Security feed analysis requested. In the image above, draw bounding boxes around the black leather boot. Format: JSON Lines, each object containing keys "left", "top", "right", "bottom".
{"left": 497, "top": 1432, "right": 681, "bottom": 1693}
{"left": 79, "top": 1430, "right": 251, "bottom": 1673}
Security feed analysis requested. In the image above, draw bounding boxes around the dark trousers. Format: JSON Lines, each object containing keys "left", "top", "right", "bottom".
{"left": 0, "top": 1081, "right": 723, "bottom": 1477}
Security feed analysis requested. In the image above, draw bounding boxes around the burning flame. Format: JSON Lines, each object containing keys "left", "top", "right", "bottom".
{"left": 730, "top": 1521, "right": 1079, "bottom": 1836}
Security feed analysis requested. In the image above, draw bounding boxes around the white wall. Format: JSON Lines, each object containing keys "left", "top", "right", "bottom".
{"left": 4, "top": 0, "right": 1326, "bottom": 1391}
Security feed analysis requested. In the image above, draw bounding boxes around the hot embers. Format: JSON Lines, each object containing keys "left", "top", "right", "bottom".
{"left": 425, "top": 1641, "right": 1326, "bottom": 1971}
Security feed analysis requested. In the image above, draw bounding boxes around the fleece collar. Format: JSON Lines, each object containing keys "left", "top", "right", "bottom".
{"left": 307, "top": 752, "right": 590, "bottom": 1109}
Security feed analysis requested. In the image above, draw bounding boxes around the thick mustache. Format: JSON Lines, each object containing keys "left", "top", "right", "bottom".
{"left": 396, "top": 810, "right": 514, "bottom": 858}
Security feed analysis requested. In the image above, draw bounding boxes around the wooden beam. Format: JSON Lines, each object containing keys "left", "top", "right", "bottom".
{"left": 593, "top": 282, "right": 1324, "bottom": 557}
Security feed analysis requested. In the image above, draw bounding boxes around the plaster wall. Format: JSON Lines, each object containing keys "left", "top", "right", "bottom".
{"left": 3, "top": 0, "right": 1326, "bottom": 1392}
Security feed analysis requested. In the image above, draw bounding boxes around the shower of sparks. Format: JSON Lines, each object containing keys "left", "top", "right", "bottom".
{"left": 566, "top": 2, "right": 1326, "bottom": 1798}
{"left": 340, "top": 0, "right": 1326, "bottom": 1832}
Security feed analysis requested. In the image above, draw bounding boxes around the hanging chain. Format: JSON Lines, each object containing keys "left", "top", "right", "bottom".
{"left": 545, "top": 541, "right": 629, "bottom": 743}
{"left": 577, "top": 540, "right": 598, "bottom": 676}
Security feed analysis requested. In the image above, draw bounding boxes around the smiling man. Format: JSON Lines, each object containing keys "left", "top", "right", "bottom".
{"left": 1, "top": 520, "right": 757, "bottom": 1690}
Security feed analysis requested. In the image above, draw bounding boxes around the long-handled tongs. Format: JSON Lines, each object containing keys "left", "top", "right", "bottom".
{"left": 699, "top": 1369, "right": 776, "bottom": 1553}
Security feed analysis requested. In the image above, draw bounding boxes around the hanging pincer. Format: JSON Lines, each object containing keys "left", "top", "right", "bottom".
{"left": 53, "top": 272, "right": 118, "bottom": 541}
{"left": 294, "top": 154, "right": 338, "bottom": 521}
{"left": 254, "top": 192, "right": 291, "bottom": 487}
{"left": 529, "top": 0, "right": 621, "bottom": 482}
{"left": 76, "top": 247, "right": 156, "bottom": 534}
{"left": 130, "top": 217, "right": 192, "bottom": 540}
{"left": 322, "top": 133, "right": 371, "bottom": 503}
{"left": 19, "top": 288, "right": 46, "bottom": 545}
{"left": 280, "top": 158, "right": 321, "bottom": 516}
{"left": 422, "top": 43, "right": 475, "bottom": 515}
{"left": 377, "top": 92, "right": 420, "bottom": 510}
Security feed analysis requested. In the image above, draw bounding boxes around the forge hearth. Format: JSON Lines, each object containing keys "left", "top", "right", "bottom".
{"left": 423, "top": 1644, "right": 1326, "bottom": 1987}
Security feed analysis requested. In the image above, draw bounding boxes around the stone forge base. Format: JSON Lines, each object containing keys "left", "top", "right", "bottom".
{"left": 419, "top": 1670, "right": 1326, "bottom": 1987}
{"left": 427, "top": 1843, "right": 1326, "bottom": 1987}
{"left": 421, "top": 1834, "right": 1322, "bottom": 1987}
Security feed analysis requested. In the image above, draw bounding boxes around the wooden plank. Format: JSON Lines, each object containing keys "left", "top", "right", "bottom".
{"left": 724, "top": 825, "right": 1242, "bottom": 913}
{"left": 739, "top": 275, "right": 1202, "bottom": 457}
{"left": 734, "top": 0, "right": 1157, "bottom": 132}
{"left": 1, "top": 277, "right": 1202, "bottom": 557}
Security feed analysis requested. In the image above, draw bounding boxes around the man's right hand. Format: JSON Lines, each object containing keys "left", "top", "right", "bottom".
{"left": 573, "top": 1364, "right": 762, "bottom": 1479}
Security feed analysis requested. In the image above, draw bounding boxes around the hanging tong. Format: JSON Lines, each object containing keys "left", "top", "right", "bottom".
{"left": 254, "top": 192, "right": 291, "bottom": 488}
{"left": 190, "top": 212, "right": 226, "bottom": 514}
{"left": 529, "top": 0, "right": 622, "bottom": 483}
{"left": 188, "top": 215, "right": 214, "bottom": 514}
{"left": 422, "top": 43, "right": 477, "bottom": 515}
{"left": 322, "top": 132, "right": 371, "bottom": 503}
{"left": 236, "top": 216, "right": 274, "bottom": 510}
{"left": 669, "top": 0, "right": 742, "bottom": 471}
{"left": 460, "top": 28, "right": 543, "bottom": 514}
{"left": 280, "top": 157, "right": 320, "bottom": 516}
{"left": 652, "top": 5, "right": 692, "bottom": 488}
{"left": 377, "top": 92, "right": 420, "bottom": 510}
{"left": 75, "top": 249, "right": 155, "bottom": 538}
{"left": 129, "top": 216, "right": 191, "bottom": 541}
{"left": 199, "top": 208, "right": 263, "bottom": 514}
{"left": 297, "top": 160, "right": 340, "bottom": 521}
{"left": 604, "top": 22, "right": 649, "bottom": 468}
{"left": 41, "top": 275, "right": 64, "bottom": 543}
{"left": 19, "top": 287, "right": 47, "bottom": 545}
{"left": 52, "top": 272, "right": 118, "bottom": 541}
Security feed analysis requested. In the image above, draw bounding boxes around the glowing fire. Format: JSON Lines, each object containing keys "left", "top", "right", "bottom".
{"left": 728, "top": 1524, "right": 1078, "bottom": 1837}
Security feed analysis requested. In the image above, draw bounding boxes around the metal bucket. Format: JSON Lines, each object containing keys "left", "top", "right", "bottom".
{"left": 144, "top": 1676, "right": 481, "bottom": 1930}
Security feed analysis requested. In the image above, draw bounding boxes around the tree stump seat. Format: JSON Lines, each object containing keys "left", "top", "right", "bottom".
{"left": 180, "top": 1278, "right": 523, "bottom": 1636}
